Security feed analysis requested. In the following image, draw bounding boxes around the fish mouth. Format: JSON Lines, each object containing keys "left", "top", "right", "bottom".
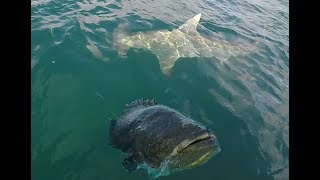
{"left": 182, "top": 132, "right": 217, "bottom": 151}
{"left": 172, "top": 132, "right": 220, "bottom": 169}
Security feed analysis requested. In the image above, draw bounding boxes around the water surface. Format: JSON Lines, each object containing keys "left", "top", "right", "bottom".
{"left": 31, "top": 0, "right": 289, "bottom": 179}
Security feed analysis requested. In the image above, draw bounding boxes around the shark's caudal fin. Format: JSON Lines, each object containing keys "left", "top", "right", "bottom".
{"left": 113, "top": 23, "right": 130, "bottom": 56}
{"left": 178, "top": 13, "right": 201, "bottom": 33}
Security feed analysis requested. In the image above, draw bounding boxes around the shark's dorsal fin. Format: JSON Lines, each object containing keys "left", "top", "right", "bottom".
{"left": 178, "top": 13, "right": 201, "bottom": 33}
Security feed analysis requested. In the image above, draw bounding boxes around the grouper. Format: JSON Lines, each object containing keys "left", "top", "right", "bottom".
{"left": 109, "top": 99, "right": 221, "bottom": 178}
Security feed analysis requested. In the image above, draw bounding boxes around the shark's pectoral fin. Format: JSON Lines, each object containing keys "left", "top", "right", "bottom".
{"left": 160, "top": 64, "right": 174, "bottom": 76}
{"left": 158, "top": 56, "right": 178, "bottom": 76}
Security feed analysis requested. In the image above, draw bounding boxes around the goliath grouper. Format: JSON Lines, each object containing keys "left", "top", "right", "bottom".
{"left": 109, "top": 99, "right": 221, "bottom": 178}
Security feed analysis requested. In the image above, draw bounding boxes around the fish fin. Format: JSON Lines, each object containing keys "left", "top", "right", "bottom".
{"left": 125, "top": 99, "right": 158, "bottom": 109}
{"left": 121, "top": 99, "right": 158, "bottom": 116}
{"left": 122, "top": 155, "right": 139, "bottom": 173}
{"left": 178, "top": 13, "right": 201, "bottom": 33}
{"left": 158, "top": 55, "right": 179, "bottom": 76}
{"left": 159, "top": 62, "right": 174, "bottom": 76}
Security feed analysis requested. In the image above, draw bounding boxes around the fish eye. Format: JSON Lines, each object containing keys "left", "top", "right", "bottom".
{"left": 181, "top": 123, "right": 188, "bottom": 129}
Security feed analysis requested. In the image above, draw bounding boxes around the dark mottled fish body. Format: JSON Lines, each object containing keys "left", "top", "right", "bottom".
{"left": 109, "top": 99, "right": 220, "bottom": 178}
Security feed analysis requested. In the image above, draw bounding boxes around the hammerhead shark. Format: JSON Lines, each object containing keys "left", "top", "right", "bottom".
{"left": 113, "top": 13, "right": 257, "bottom": 75}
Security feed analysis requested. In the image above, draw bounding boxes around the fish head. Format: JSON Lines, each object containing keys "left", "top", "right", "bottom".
{"left": 113, "top": 23, "right": 132, "bottom": 56}
{"left": 113, "top": 35, "right": 131, "bottom": 56}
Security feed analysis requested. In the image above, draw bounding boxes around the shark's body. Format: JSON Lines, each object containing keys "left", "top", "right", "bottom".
{"left": 113, "top": 13, "right": 255, "bottom": 75}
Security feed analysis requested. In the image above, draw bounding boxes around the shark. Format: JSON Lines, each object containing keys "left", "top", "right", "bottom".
{"left": 113, "top": 13, "right": 257, "bottom": 75}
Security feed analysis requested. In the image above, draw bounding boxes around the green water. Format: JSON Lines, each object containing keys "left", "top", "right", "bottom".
{"left": 31, "top": 0, "right": 288, "bottom": 179}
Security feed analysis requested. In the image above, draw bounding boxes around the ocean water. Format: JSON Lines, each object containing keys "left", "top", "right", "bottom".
{"left": 31, "top": 0, "right": 289, "bottom": 180}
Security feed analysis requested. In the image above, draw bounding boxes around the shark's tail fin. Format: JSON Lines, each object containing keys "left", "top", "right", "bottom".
{"left": 113, "top": 22, "right": 130, "bottom": 56}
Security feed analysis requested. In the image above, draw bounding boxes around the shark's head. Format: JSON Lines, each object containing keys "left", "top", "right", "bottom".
{"left": 113, "top": 23, "right": 131, "bottom": 56}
